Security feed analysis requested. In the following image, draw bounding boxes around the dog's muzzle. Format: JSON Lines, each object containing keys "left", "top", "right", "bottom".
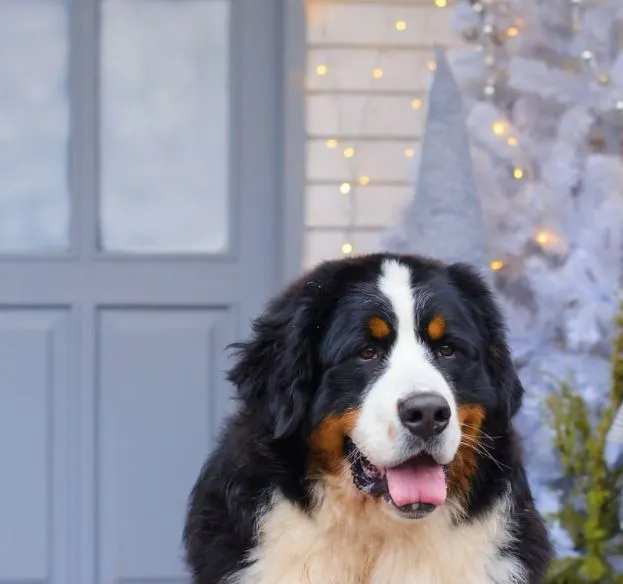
{"left": 345, "top": 437, "right": 449, "bottom": 520}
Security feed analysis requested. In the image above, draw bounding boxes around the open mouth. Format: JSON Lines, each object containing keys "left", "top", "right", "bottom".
{"left": 344, "top": 437, "right": 448, "bottom": 519}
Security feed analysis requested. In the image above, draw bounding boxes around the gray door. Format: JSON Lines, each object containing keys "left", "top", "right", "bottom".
{"left": 0, "top": 1, "right": 304, "bottom": 583}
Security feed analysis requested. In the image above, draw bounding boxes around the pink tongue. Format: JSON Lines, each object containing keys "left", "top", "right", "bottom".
{"left": 385, "top": 458, "right": 447, "bottom": 508}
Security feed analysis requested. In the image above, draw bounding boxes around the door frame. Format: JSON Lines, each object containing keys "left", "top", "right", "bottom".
{"left": 0, "top": 2, "right": 306, "bottom": 583}
{"left": 280, "top": 0, "right": 306, "bottom": 285}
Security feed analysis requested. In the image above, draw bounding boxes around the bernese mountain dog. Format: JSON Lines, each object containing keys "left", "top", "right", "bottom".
{"left": 183, "top": 253, "right": 552, "bottom": 584}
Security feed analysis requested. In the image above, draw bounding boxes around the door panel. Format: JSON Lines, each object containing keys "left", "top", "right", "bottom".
{"left": 97, "top": 308, "right": 236, "bottom": 582}
{"left": 0, "top": 0, "right": 70, "bottom": 251}
{"left": 0, "top": 309, "right": 71, "bottom": 583}
{"left": 99, "top": 0, "right": 230, "bottom": 253}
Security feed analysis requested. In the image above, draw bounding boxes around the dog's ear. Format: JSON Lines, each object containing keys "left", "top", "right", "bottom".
{"left": 227, "top": 287, "right": 318, "bottom": 440}
{"left": 448, "top": 262, "right": 524, "bottom": 419}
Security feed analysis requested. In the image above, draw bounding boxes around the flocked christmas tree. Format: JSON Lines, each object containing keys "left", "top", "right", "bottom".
{"left": 383, "top": 0, "right": 623, "bottom": 556}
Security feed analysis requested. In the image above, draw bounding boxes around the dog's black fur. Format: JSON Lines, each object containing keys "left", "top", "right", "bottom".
{"left": 183, "top": 253, "right": 553, "bottom": 583}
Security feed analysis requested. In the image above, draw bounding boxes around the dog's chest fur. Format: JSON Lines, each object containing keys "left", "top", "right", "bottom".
{"left": 232, "top": 477, "right": 526, "bottom": 584}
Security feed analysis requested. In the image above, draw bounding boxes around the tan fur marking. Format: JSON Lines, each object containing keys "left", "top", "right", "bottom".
{"left": 308, "top": 410, "right": 359, "bottom": 474}
{"left": 235, "top": 470, "right": 525, "bottom": 584}
{"left": 448, "top": 404, "right": 486, "bottom": 499}
{"left": 427, "top": 315, "right": 446, "bottom": 341}
{"left": 368, "top": 316, "right": 391, "bottom": 339}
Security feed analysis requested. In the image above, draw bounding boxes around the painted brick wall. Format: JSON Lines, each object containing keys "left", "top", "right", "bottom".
{"left": 304, "top": 0, "right": 463, "bottom": 269}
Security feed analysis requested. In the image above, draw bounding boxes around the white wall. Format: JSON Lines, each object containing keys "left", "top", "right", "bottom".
{"left": 304, "top": 0, "right": 463, "bottom": 269}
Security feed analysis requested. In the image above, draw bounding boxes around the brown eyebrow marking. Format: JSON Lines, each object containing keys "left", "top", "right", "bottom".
{"left": 368, "top": 316, "right": 391, "bottom": 339}
{"left": 427, "top": 315, "right": 446, "bottom": 341}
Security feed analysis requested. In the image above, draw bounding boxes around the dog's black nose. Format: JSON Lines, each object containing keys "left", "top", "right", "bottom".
{"left": 397, "top": 392, "right": 451, "bottom": 440}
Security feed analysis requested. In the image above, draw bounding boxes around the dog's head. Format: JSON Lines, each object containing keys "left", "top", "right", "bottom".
{"left": 228, "top": 254, "right": 522, "bottom": 520}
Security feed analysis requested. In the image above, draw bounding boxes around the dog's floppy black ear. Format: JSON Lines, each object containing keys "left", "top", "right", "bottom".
{"left": 448, "top": 262, "right": 524, "bottom": 419}
{"left": 227, "top": 288, "right": 318, "bottom": 440}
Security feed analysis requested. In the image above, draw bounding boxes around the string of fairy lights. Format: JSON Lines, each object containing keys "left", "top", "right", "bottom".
{"left": 573, "top": 0, "right": 623, "bottom": 115}
{"left": 308, "top": 0, "right": 445, "bottom": 258}
{"left": 308, "top": 0, "right": 621, "bottom": 267}
{"left": 460, "top": 0, "right": 623, "bottom": 272}
{"left": 459, "top": 0, "right": 538, "bottom": 272}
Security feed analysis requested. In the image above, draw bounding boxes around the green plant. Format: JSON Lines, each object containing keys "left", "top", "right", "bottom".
{"left": 545, "top": 305, "right": 623, "bottom": 583}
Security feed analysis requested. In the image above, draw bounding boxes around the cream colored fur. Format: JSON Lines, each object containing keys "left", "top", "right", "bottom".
{"left": 231, "top": 469, "right": 526, "bottom": 584}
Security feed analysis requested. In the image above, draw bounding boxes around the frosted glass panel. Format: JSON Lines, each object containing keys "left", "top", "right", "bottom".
{"left": 0, "top": 0, "right": 69, "bottom": 251}
{"left": 100, "top": 0, "right": 230, "bottom": 253}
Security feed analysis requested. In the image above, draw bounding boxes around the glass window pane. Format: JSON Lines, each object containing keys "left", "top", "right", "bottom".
{"left": 0, "top": 0, "right": 69, "bottom": 251}
{"left": 99, "top": 0, "right": 230, "bottom": 254}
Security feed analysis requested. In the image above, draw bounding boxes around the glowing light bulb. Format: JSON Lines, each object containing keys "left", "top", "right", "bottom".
{"left": 325, "top": 139, "right": 338, "bottom": 149}
{"left": 507, "top": 137, "right": 518, "bottom": 146}
{"left": 404, "top": 148, "right": 415, "bottom": 158}
{"left": 411, "top": 98, "right": 423, "bottom": 109}
{"left": 435, "top": 0, "right": 447, "bottom": 7}
{"left": 358, "top": 176, "right": 370, "bottom": 186}
{"left": 507, "top": 26, "right": 519, "bottom": 37}
{"left": 597, "top": 72, "right": 610, "bottom": 85}
{"left": 316, "top": 64, "right": 328, "bottom": 76}
{"left": 490, "top": 260, "right": 504, "bottom": 271}
{"left": 340, "top": 182, "right": 351, "bottom": 194}
{"left": 492, "top": 121, "right": 508, "bottom": 136}
{"left": 372, "top": 68, "right": 384, "bottom": 79}
{"left": 535, "top": 230, "right": 555, "bottom": 246}
{"left": 395, "top": 20, "right": 407, "bottom": 31}
{"left": 341, "top": 242, "right": 354, "bottom": 255}
{"left": 513, "top": 167, "right": 524, "bottom": 179}
{"left": 343, "top": 147, "right": 355, "bottom": 158}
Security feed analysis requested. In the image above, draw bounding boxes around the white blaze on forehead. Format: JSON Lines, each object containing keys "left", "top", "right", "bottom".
{"left": 376, "top": 259, "right": 454, "bottom": 408}
{"left": 378, "top": 259, "right": 426, "bottom": 342}
{"left": 351, "top": 259, "right": 461, "bottom": 467}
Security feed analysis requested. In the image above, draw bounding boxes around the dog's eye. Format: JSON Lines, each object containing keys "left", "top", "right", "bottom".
{"left": 359, "top": 346, "right": 378, "bottom": 360}
{"left": 437, "top": 345, "right": 455, "bottom": 358}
